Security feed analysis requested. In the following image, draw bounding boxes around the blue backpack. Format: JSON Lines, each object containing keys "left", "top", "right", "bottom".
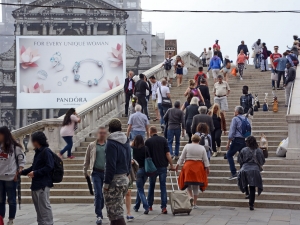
{"left": 237, "top": 116, "right": 251, "bottom": 138}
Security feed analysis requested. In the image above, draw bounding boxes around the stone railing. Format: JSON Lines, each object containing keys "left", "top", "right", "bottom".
{"left": 286, "top": 57, "right": 300, "bottom": 159}
{"left": 12, "top": 51, "right": 200, "bottom": 153}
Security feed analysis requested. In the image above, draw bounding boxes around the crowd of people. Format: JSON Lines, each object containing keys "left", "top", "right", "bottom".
{"left": 0, "top": 37, "right": 298, "bottom": 225}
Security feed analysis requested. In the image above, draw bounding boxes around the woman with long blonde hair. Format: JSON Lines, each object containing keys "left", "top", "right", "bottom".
{"left": 208, "top": 103, "right": 226, "bottom": 157}
{"left": 174, "top": 55, "right": 185, "bottom": 87}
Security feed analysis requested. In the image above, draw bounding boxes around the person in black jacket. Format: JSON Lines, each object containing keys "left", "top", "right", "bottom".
{"left": 124, "top": 71, "right": 135, "bottom": 117}
{"left": 103, "top": 119, "right": 131, "bottom": 225}
{"left": 198, "top": 78, "right": 211, "bottom": 108}
{"left": 185, "top": 97, "right": 199, "bottom": 143}
{"left": 21, "top": 132, "right": 54, "bottom": 225}
{"left": 240, "top": 86, "right": 254, "bottom": 116}
{"left": 285, "top": 62, "right": 296, "bottom": 107}
{"left": 134, "top": 74, "right": 150, "bottom": 119}
{"left": 237, "top": 41, "right": 249, "bottom": 56}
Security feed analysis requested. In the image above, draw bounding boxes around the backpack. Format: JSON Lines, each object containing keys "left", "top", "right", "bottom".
{"left": 241, "top": 94, "right": 253, "bottom": 114}
{"left": 44, "top": 148, "right": 64, "bottom": 183}
{"left": 263, "top": 103, "right": 268, "bottom": 111}
{"left": 199, "top": 133, "right": 212, "bottom": 152}
{"left": 267, "top": 50, "right": 272, "bottom": 57}
{"left": 164, "top": 58, "right": 173, "bottom": 71}
{"left": 290, "top": 54, "right": 299, "bottom": 65}
{"left": 237, "top": 116, "right": 251, "bottom": 138}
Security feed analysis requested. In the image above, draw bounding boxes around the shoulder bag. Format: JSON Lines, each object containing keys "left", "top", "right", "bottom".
{"left": 159, "top": 87, "right": 172, "bottom": 108}
{"left": 144, "top": 146, "right": 157, "bottom": 176}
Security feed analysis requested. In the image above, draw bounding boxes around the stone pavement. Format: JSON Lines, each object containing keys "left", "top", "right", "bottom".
{"left": 12, "top": 204, "right": 300, "bottom": 225}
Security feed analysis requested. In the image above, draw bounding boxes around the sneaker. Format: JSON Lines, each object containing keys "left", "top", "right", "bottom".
{"left": 172, "top": 156, "right": 179, "bottom": 160}
{"left": 240, "top": 76, "right": 243, "bottom": 81}
{"left": 133, "top": 206, "right": 138, "bottom": 212}
{"left": 126, "top": 216, "right": 134, "bottom": 221}
{"left": 228, "top": 174, "right": 238, "bottom": 180}
{"left": 67, "top": 156, "right": 75, "bottom": 159}
{"left": 96, "top": 217, "right": 102, "bottom": 225}
{"left": 249, "top": 206, "right": 254, "bottom": 211}
{"left": 161, "top": 208, "right": 168, "bottom": 214}
{"left": 217, "top": 147, "right": 221, "bottom": 153}
{"left": 272, "top": 87, "right": 275, "bottom": 90}
{"left": 7, "top": 221, "right": 14, "bottom": 225}
{"left": 144, "top": 209, "right": 149, "bottom": 214}
{"left": 149, "top": 206, "right": 153, "bottom": 211}
{"left": 245, "top": 195, "right": 250, "bottom": 199}
{"left": 212, "top": 152, "right": 218, "bottom": 157}
{"left": 193, "top": 205, "right": 198, "bottom": 209}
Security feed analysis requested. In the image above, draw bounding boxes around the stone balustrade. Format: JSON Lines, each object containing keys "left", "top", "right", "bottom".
{"left": 286, "top": 57, "right": 300, "bottom": 159}
{"left": 11, "top": 51, "right": 200, "bottom": 153}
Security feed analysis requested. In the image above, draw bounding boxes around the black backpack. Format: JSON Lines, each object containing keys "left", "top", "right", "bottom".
{"left": 164, "top": 59, "right": 173, "bottom": 71}
{"left": 241, "top": 94, "right": 253, "bottom": 114}
{"left": 44, "top": 148, "right": 64, "bottom": 183}
{"left": 290, "top": 54, "right": 299, "bottom": 65}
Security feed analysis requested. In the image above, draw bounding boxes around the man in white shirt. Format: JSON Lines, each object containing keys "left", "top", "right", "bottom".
{"left": 149, "top": 76, "right": 161, "bottom": 122}
{"left": 157, "top": 79, "right": 171, "bottom": 132}
{"left": 162, "top": 53, "right": 175, "bottom": 88}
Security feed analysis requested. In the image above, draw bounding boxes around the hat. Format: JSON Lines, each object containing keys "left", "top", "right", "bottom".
{"left": 225, "top": 55, "right": 229, "bottom": 59}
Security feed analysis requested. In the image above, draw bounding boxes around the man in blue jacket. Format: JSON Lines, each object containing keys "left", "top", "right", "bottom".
{"left": 21, "top": 131, "right": 54, "bottom": 225}
{"left": 103, "top": 118, "right": 131, "bottom": 225}
{"left": 207, "top": 51, "right": 222, "bottom": 82}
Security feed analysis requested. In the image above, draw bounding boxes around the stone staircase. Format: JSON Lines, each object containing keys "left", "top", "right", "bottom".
{"left": 21, "top": 66, "right": 300, "bottom": 209}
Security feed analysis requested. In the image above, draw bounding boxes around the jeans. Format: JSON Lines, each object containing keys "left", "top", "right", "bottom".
{"left": 130, "top": 130, "right": 145, "bottom": 141}
{"left": 158, "top": 103, "right": 168, "bottom": 125}
{"left": 211, "top": 129, "right": 222, "bottom": 152}
{"left": 277, "top": 71, "right": 286, "bottom": 88}
{"left": 254, "top": 54, "right": 261, "bottom": 69}
{"left": 148, "top": 167, "right": 167, "bottom": 209}
{"left": 0, "top": 180, "right": 17, "bottom": 219}
{"left": 125, "top": 91, "right": 133, "bottom": 115}
{"left": 134, "top": 168, "right": 149, "bottom": 211}
{"left": 137, "top": 95, "right": 148, "bottom": 118}
{"left": 91, "top": 171, "right": 104, "bottom": 218}
{"left": 226, "top": 138, "right": 246, "bottom": 175}
{"left": 245, "top": 186, "right": 256, "bottom": 207}
{"left": 167, "top": 128, "right": 181, "bottom": 157}
{"left": 60, "top": 136, "right": 73, "bottom": 157}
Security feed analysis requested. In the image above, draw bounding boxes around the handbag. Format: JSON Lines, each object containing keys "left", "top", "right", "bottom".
{"left": 144, "top": 146, "right": 157, "bottom": 176}
{"left": 130, "top": 159, "right": 139, "bottom": 181}
{"left": 231, "top": 67, "right": 238, "bottom": 76}
{"left": 271, "top": 73, "right": 278, "bottom": 81}
{"left": 159, "top": 87, "right": 172, "bottom": 108}
{"left": 251, "top": 51, "right": 255, "bottom": 58}
{"left": 183, "top": 67, "right": 188, "bottom": 75}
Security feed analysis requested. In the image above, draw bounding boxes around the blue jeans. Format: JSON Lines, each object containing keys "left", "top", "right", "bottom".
{"left": 158, "top": 103, "right": 169, "bottom": 125}
{"left": 148, "top": 167, "right": 167, "bottom": 209}
{"left": 60, "top": 136, "right": 73, "bottom": 157}
{"left": 134, "top": 168, "right": 149, "bottom": 211}
{"left": 226, "top": 138, "right": 246, "bottom": 175}
{"left": 167, "top": 128, "right": 181, "bottom": 157}
{"left": 0, "top": 180, "right": 17, "bottom": 219}
{"left": 91, "top": 171, "right": 104, "bottom": 218}
{"left": 254, "top": 54, "right": 261, "bottom": 69}
{"left": 130, "top": 130, "right": 145, "bottom": 141}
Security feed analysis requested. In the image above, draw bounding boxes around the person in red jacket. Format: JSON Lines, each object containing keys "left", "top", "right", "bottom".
{"left": 194, "top": 67, "right": 207, "bottom": 86}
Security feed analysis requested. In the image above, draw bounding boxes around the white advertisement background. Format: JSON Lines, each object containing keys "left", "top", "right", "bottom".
{"left": 16, "top": 36, "right": 126, "bottom": 109}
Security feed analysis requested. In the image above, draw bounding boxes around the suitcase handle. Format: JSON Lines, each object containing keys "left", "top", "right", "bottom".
{"left": 169, "top": 170, "right": 179, "bottom": 191}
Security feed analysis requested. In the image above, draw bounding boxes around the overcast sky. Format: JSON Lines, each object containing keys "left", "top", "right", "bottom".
{"left": 142, "top": 0, "right": 300, "bottom": 61}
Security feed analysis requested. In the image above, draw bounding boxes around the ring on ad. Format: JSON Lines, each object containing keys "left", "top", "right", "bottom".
{"left": 50, "top": 52, "right": 64, "bottom": 72}
{"left": 72, "top": 59, "right": 104, "bottom": 87}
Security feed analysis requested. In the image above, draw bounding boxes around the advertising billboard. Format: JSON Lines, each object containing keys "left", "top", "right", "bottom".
{"left": 16, "top": 36, "right": 126, "bottom": 109}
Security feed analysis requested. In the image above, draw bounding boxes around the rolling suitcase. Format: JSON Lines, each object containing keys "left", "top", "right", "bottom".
{"left": 169, "top": 171, "right": 192, "bottom": 216}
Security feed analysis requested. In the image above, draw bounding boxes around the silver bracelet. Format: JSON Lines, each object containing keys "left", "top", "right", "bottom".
{"left": 72, "top": 59, "right": 105, "bottom": 86}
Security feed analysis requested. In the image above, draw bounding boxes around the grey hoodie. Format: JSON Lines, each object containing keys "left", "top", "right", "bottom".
{"left": 0, "top": 146, "right": 26, "bottom": 181}
{"left": 104, "top": 131, "right": 131, "bottom": 188}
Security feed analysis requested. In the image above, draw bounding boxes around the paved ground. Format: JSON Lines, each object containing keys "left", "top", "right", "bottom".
{"left": 11, "top": 204, "right": 300, "bottom": 225}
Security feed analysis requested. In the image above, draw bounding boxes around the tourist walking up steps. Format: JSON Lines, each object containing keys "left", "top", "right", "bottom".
{"left": 252, "top": 39, "right": 262, "bottom": 69}
{"left": 208, "top": 51, "right": 222, "bottom": 83}
{"left": 226, "top": 106, "right": 248, "bottom": 180}
{"left": 206, "top": 47, "right": 213, "bottom": 76}
{"left": 124, "top": 71, "right": 135, "bottom": 117}
{"left": 162, "top": 53, "right": 174, "bottom": 88}
{"left": 134, "top": 74, "right": 150, "bottom": 119}
{"left": 191, "top": 106, "right": 215, "bottom": 135}
{"left": 238, "top": 136, "right": 265, "bottom": 211}
{"left": 132, "top": 135, "right": 150, "bottom": 214}
{"left": 174, "top": 56, "right": 185, "bottom": 87}
{"left": 176, "top": 134, "right": 210, "bottom": 209}
{"left": 200, "top": 48, "right": 208, "bottom": 67}
{"left": 157, "top": 79, "right": 171, "bottom": 132}
{"left": 164, "top": 101, "right": 185, "bottom": 159}
{"left": 273, "top": 52, "right": 289, "bottom": 90}
{"left": 0, "top": 127, "right": 26, "bottom": 225}
{"left": 59, "top": 108, "right": 81, "bottom": 159}
{"left": 149, "top": 76, "right": 161, "bottom": 121}
{"left": 185, "top": 97, "right": 200, "bottom": 143}
{"left": 285, "top": 62, "right": 296, "bottom": 107}
{"left": 103, "top": 119, "right": 131, "bottom": 225}
{"left": 21, "top": 132, "right": 54, "bottom": 225}
{"left": 198, "top": 78, "right": 211, "bottom": 108}
{"left": 146, "top": 126, "right": 175, "bottom": 214}
{"left": 208, "top": 104, "right": 226, "bottom": 157}
{"left": 260, "top": 43, "right": 270, "bottom": 72}
{"left": 181, "top": 92, "right": 194, "bottom": 111}
{"left": 236, "top": 50, "right": 248, "bottom": 80}
{"left": 213, "top": 75, "right": 230, "bottom": 114}
{"left": 83, "top": 127, "right": 107, "bottom": 225}
{"left": 184, "top": 79, "right": 205, "bottom": 105}
{"left": 270, "top": 46, "right": 282, "bottom": 89}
